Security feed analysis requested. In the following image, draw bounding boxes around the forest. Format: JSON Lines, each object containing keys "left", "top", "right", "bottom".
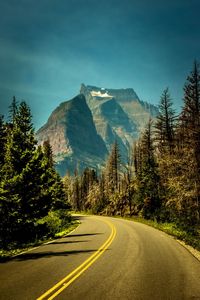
{"left": 0, "top": 99, "right": 71, "bottom": 250}
{"left": 63, "top": 62, "right": 200, "bottom": 246}
{"left": 0, "top": 61, "right": 199, "bottom": 252}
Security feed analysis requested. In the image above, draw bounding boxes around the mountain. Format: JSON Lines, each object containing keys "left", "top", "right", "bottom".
{"left": 36, "top": 85, "right": 159, "bottom": 176}
{"left": 37, "top": 94, "right": 108, "bottom": 176}
{"left": 80, "top": 84, "right": 158, "bottom": 158}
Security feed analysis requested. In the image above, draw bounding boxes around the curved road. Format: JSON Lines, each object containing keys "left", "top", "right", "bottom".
{"left": 0, "top": 215, "right": 200, "bottom": 300}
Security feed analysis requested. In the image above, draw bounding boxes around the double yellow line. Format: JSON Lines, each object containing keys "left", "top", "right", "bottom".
{"left": 37, "top": 218, "right": 116, "bottom": 300}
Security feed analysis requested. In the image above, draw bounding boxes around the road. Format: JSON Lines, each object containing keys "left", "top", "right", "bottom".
{"left": 0, "top": 215, "right": 200, "bottom": 300}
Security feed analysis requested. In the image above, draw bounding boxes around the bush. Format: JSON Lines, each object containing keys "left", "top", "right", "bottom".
{"left": 37, "top": 209, "right": 71, "bottom": 237}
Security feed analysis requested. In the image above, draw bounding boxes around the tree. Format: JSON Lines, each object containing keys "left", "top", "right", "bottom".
{"left": 0, "top": 99, "right": 70, "bottom": 246}
{"left": 2, "top": 101, "right": 36, "bottom": 178}
{"left": 41, "top": 140, "right": 68, "bottom": 211}
{"left": 73, "top": 176, "right": 81, "bottom": 211}
{"left": 173, "top": 61, "right": 200, "bottom": 226}
{"left": 43, "top": 140, "right": 54, "bottom": 168}
{"left": 86, "top": 183, "right": 104, "bottom": 214}
{"left": 0, "top": 115, "right": 6, "bottom": 169}
{"left": 122, "top": 145, "right": 135, "bottom": 216}
{"left": 182, "top": 61, "right": 200, "bottom": 169}
{"left": 155, "top": 88, "right": 176, "bottom": 154}
{"left": 79, "top": 168, "right": 98, "bottom": 210}
{"left": 105, "top": 141, "right": 121, "bottom": 194}
{"left": 8, "top": 96, "right": 18, "bottom": 124}
{"left": 136, "top": 120, "right": 162, "bottom": 219}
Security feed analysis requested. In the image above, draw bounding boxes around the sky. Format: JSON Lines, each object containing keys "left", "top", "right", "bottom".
{"left": 0, "top": 0, "right": 200, "bottom": 129}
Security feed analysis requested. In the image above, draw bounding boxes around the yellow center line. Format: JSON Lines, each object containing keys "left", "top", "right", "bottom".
{"left": 37, "top": 218, "right": 116, "bottom": 300}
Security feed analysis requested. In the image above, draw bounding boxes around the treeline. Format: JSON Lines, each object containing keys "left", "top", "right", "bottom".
{"left": 64, "top": 62, "right": 200, "bottom": 233}
{"left": 0, "top": 98, "right": 70, "bottom": 249}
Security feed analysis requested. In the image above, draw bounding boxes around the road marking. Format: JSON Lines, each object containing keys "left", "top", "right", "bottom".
{"left": 37, "top": 218, "right": 116, "bottom": 300}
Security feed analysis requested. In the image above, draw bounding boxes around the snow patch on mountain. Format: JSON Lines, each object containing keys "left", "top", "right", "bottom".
{"left": 91, "top": 90, "right": 113, "bottom": 98}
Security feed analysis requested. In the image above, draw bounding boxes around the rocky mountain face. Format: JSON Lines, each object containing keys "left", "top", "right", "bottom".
{"left": 37, "top": 94, "right": 108, "bottom": 176}
{"left": 80, "top": 84, "right": 158, "bottom": 157}
{"left": 36, "top": 85, "right": 158, "bottom": 176}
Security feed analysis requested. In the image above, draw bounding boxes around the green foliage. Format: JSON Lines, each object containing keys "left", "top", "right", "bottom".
{"left": 135, "top": 120, "right": 162, "bottom": 220}
{"left": 154, "top": 88, "right": 176, "bottom": 154}
{"left": 86, "top": 183, "right": 105, "bottom": 214}
{"left": 37, "top": 211, "right": 62, "bottom": 236}
{"left": 62, "top": 62, "right": 200, "bottom": 246}
{"left": 0, "top": 98, "right": 70, "bottom": 249}
{"left": 105, "top": 141, "right": 121, "bottom": 194}
{"left": 0, "top": 115, "right": 6, "bottom": 169}
{"left": 36, "top": 208, "right": 71, "bottom": 239}
{"left": 160, "top": 61, "right": 200, "bottom": 228}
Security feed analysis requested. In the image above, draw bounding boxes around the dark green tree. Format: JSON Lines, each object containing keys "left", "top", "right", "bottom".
{"left": 136, "top": 120, "right": 162, "bottom": 219}
{"left": 2, "top": 101, "right": 36, "bottom": 177}
{"left": 8, "top": 96, "right": 18, "bottom": 124}
{"left": 105, "top": 141, "right": 121, "bottom": 194}
{"left": 0, "top": 100, "right": 70, "bottom": 246}
{"left": 41, "top": 140, "right": 67, "bottom": 211}
{"left": 155, "top": 88, "right": 176, "bottom": 154}
{"left": 0, "top": 115, "right": 6, "bottom": 169}
{"left": 175, "top": 61, "right": 200, "bottom": 226}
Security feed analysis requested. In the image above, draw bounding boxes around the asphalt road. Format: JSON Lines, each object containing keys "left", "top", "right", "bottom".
{"left": 0, "top": 215, "right": 200, "bottom": 300}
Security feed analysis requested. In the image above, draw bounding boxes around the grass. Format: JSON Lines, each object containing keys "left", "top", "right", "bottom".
{"left": 73, "top": 210, "right": 200, "bottom": 252}
{"left": 5, "top": 210, "right": 197, "bottom": 260}
{"left": 0, "top": 219, "right": 80, "bottom": 261}
{"left": 113, "top": 215, "right": 200, "bottom": 251}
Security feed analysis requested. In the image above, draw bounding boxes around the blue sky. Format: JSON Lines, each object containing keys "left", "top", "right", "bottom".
{"left": 0, "top": 0, "right": 200, "bottom": 129}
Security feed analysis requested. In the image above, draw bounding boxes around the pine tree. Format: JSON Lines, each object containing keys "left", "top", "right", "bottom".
{"left": 8, "top": 96, "right": 18, "bottom": 124}
{"left": 2, "top": 101, "right": 36, "bottom": 177}
{"left": 42, "top": 140, "right": 67, "bottom": 211}
{"left": 0, "top": 101, "right": 39, "bottom": 243}
{"left": 63, "top": 172, "right": 73, "bottom": 204}
{"left": 136, "top": 120, "right": 162, "bottom": 219}
{"left": 43, "top": 140, "right": 54, "bottom": 168}
{"left": 105, "top": 141, "right": 121, "bottom": 194}
{"left": 1, "top": 99, "right": 71, "bottom": 246}
{"left": 0, "top": 115, "right": 6, "bottom": 169}
{"left": 122, "top": 145, "right": 135, "bottom": 216}
{"left": 155, "top": 88, "right": 176, "bottom": 154}
{"left": 182, "top": 61, "right": 200, "bottom": 164}
{"left": 73, "top": 176, "right": 81, "bottom": 211}
{"left": 176, "top": 61, "right": 200, "bottom": 226}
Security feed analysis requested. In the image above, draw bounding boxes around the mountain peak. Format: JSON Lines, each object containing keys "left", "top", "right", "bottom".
{"left": 80, "top": 84, "right": 140, "bottom": 102}
{"left": 37, "top": 84, "right": 158, "bottom": 176}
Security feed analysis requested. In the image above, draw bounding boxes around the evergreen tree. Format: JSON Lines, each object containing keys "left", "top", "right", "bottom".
{"left": 41, "top": 140, "right": 67, "bottom": 211}
{"left": 73, "top": 176, "right": 81, "bottom": 211}
{"left": 182, "top": 61, "right": 200, "bottom": 167}
{"left": 105, "top": 141, "right": 121, "bottom": 194}
{"left": 0, "top": 100, "right": 70, "bottom": 246}
{"left": 136, "top": 120, "right": 162, "bottom": 219}
{"left": 2, "top": 101, "right": 36, "bottom": 177}
{"left": 155, "top": 88, "right": 176, "bottom": 154}
{"left": 86, "top": 182, "right": 104, "bottom": 214}
{"left": 174, "top": 61, "right": 200, "bottom": 226}
{"left": 43, "top": 140, "right": 54, "bottom": 168}
{"left": 63, "top": 172, "right": 73, "bottom": 204}
{"left": 0, "top": 101, "right": 41, "bottom": 242}
{"left": 79, "top": 168, "right": 98, "bottom": 210}
{"left": 8, "top": 96, "right": 18, "bottom": 124}
{"left": 123, "top": 145, "right": 135, "bottom": 216}
{"left": 0, "top": 115, "right": 6, "bottom": 169}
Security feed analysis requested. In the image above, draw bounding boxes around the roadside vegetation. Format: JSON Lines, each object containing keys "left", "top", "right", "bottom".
{"left": 63, "top": 61, "right": 200, "bottom": 251}
{"left": 1, "top": 61, "right": 199, "bottom": 259}
{"left": 121, "top": 217, "right": 200, "bottom": 251}
{"left": 0, "top": 99, "right": 73, "bottom": 259}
